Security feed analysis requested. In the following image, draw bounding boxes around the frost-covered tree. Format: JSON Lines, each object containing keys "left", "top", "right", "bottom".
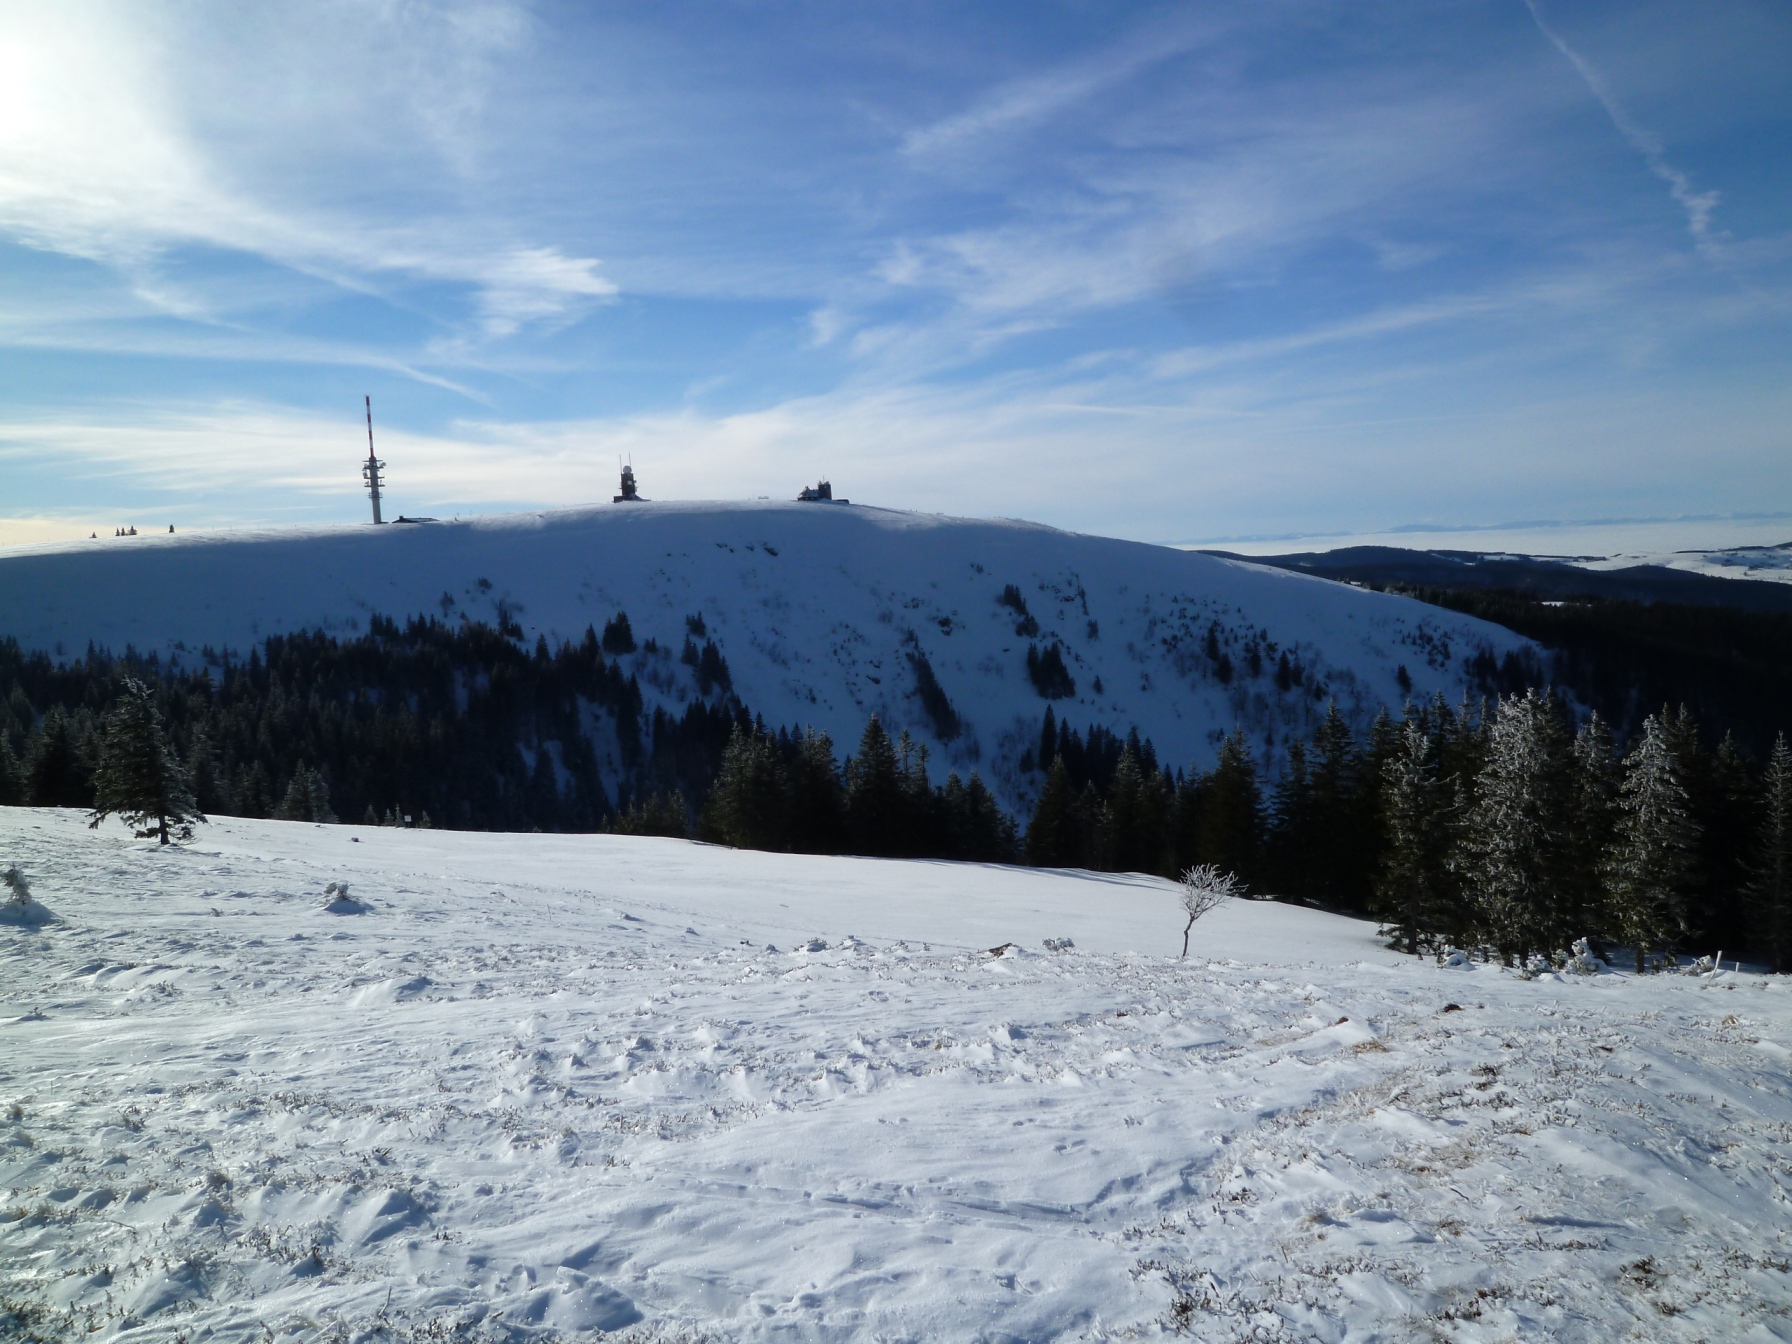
{"left": 1374, "top": 718, "right": 1452, "bottom": 955}
{"left": 88, "top": 678, "right": 203, "bottom": 844}
{"left": 1459, "top": 690, "right": 1572, "bottom": 961}
{"left": 1605, "top": 714, "right": 1700, "bottom": 971}
{"left": 1178, "top": 863, "right": 1243, "bottom": 959}
{"left": 1746, "top": 735, "right": 1792, "bottom": 973}
{"left": 275, "top": 762, "right": 337, "bottom": 825}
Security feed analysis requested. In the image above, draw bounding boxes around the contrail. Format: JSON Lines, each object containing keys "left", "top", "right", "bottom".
{"left": 1523, "top": 0, "right": 1721, "bottom": 251}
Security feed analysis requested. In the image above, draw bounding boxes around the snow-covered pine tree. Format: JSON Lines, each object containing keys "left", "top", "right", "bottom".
{"left": 1605, "top": 713, "right": 1700, "bottom": 972}
{"left": 88, "top": 678, "right": 203, "bottom": 844}
{"left": 1746, "top": 734, "right": 1792, "bottom": 973}
{"left": 1375, "top": 717, "right": 1451, "bottom": 955}
{"left": 1459, "top": 690, "right": 1571, "bottom": 962}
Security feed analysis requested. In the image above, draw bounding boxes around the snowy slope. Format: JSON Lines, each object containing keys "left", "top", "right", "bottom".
{"left": 0, "top": 503, "right": 1530, "bottom": 800}
{"left": 1576, "top": 540, "right": 1792, "bottom": 586}
{"left": 5, "top": 808, "right": 1792, "bottom": 1342}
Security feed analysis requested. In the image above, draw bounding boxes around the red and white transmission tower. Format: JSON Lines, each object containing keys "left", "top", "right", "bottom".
{"left": 362, "top": 395, "right": 386, "bottom": 525}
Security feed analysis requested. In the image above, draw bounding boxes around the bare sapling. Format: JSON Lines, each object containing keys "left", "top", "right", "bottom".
{"left": 1179, "top": 863, "right": 1244, "bottom": 959}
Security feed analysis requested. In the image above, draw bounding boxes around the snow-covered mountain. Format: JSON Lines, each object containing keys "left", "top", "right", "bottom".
{"left": 0, "top": 502, "right": 1529, "bottom": 800}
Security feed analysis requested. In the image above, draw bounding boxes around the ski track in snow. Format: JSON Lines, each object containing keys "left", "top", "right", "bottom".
{"left": 0, "top": 503, "right": 1533, "bottom": 807}
{"left": 4, "top": 809, "right": 1792, "bottom": 1342}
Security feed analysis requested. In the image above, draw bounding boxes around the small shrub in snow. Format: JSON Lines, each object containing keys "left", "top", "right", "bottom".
{"left": 320, "top": 881, "right": 369, "bottom": 915}
{"left": 1042, "top": 937, "right": 1075, "bottom": 952}
{"left": 1438, "top": 946, "right": 1470, "bottom": 968}
{"left": 1178, "top": 864, "right": 1243, "bottom": 959}
{"left": 0, "top": 865, "right": 56, "bottom": 928}
{"left": 1565, "top": 938, "right": 1606, "bottom": 975}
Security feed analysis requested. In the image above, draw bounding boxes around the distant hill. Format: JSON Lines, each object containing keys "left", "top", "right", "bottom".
{"left": 1217, "top": 545, "right": 1792, "bottom": 757}
{"left": 1208, "top": 545, "right": 1792, "bottom": 613}
{"left": 0, "top": 503, "right": 1532, "bottom": 809}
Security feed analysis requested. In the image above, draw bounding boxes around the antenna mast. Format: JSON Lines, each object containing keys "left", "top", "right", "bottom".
{"left": 362, "top": 395, "right": 386, "bottom": 525}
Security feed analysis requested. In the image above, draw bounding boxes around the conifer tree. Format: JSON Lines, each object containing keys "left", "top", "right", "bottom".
{"left": 89, "top": 678, "right": 203, "bottom": 844}
{"left": 1268, "top": 737, "right": 1313, "bottom": 895}
{"left": 785, "top": 728, "right": 845, "bottom": 853}
{"left": 1745, "top": 734, "right": 1792, "bottom": 973}
{"left": 1024, "top": 757, "right": 1080, "bottom": 867}
{"left": 1375, "top": 717, "right": 1450, "bottom": 954}
{"left": 1563, "top": 712, "right": 1621, "bottom": 943}
{"left": 185, "top": 728, "right": 231, "bottom": 816}
{"left": 1101, "top": 746, "right": 1149, "bottom": 872}
{"left": 1307, "top": 703, "right": 1364, "bottom": 905}
{"left": 0, "top": 734, "right": 21, "bottom": 807}
{"left": 1702, "top": 731, "right": 1758, "bottom": 954}
{"left": 1605, "top": 713, "right": 1700, "bottom": 971}
{"left": 1197, "top": 730, "right": 1263, "bottom": 885}
{"left": 944, "top": 771, "right": 1016, "bottom": 862}
{"left": 26, "top": 707, "right": 92, "bottom": 808}
{"left": 706, "top": 722, "right": 787, "bottom": 849}
{"left": 1460, "top": 690, "right": 1571, "bottom": 961}
{"left": 275, "top": 762, "right": 337, "bottom": 824}
{"left": 527, "top": 746, "right": 562, "bottom": 831}
{"left": 845, "top": 716, "right": 904, "bottom": 855}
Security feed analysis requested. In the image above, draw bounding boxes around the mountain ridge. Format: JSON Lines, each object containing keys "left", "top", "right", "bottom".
{"left": 1, "top": 501, "right": 1533, "bottom": 809}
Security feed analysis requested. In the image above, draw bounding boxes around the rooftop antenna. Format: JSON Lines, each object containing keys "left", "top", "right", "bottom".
{"left": 363, "top": 395, "right": 386, "bottom": 524}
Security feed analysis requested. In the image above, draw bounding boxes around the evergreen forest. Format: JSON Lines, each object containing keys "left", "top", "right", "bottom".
{"left": 1, "top": 610, "right": 1787, "bottom": 969}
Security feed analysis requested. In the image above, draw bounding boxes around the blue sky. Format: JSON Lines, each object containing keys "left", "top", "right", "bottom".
{"left": 0, "top": 0, "right": 1788, "bottom": 546}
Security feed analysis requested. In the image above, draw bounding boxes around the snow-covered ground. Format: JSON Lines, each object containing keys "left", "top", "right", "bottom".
{"left": 0, "top": 503, "right": 1529, "bottom": 802}
{"left": 1574, "top": 543, "right": 1792, "bottom": 587}
{"left": 5, "top": 808, "right": 1792, "bottom": 1342}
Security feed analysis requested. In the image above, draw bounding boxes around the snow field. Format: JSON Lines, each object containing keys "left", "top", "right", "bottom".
{"left": 4, "top": 808, "right": 1792, "bottom": 1342}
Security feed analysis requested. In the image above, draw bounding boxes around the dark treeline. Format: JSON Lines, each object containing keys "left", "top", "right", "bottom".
{"left": 694, "top": 717, "right": 1016, "bottom": 862}
{"left": 1014, "top": 692, "right": 1791, "bottom": 971}
{"left": 0, "top": 616, "right": 743, "bottom": 832}
{"left": 1386, "top": 586, "right": 1792, "bottom": 760}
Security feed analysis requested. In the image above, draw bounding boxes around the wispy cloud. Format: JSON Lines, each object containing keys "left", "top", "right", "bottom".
{"left": 0, "top": 1, "right": 614, "bottom": 341}
{"left": 1523, "top": 0, "right": 1723, "bottom": 251}
{"left": 899, "top": 14, "right": 1217, "bottom": 160}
